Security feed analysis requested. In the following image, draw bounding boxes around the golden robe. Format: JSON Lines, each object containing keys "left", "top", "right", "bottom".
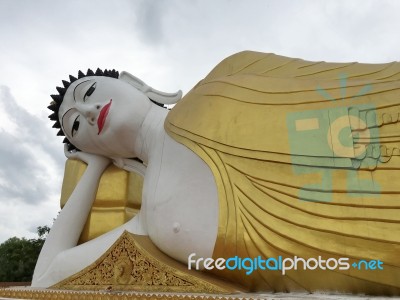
{"left": 165, "top": 51, "right": 400, "bottom": 294}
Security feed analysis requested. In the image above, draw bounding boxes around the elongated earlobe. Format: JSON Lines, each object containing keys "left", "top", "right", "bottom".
{"left": 119, "top": 71, "right": 182, "bottom": 105}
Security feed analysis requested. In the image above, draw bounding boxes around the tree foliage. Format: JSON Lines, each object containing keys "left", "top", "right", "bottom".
{"left": 0, "top": 226, "right": 50, "bottom": 282}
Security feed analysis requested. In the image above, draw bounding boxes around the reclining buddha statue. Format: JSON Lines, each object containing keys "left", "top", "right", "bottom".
{"left": 32, "top": 51, "right": 400, "bottom": 295}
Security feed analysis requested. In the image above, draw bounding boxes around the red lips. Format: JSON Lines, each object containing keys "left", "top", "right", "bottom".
{"left": 97, "top": 99, "right": 112, "bottom": 135}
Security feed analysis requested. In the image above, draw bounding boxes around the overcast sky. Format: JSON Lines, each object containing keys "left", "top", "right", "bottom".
{"left": 0, "top": 0, "right": 399, "bottom": 243}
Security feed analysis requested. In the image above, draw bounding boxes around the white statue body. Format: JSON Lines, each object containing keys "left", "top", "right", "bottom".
{"left": 32, "top": 73, "right": 219, "bottom": 287}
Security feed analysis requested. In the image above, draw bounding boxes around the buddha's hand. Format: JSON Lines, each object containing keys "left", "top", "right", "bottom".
{"left": 64, "top": 144, "right": 111, "bottom": 170}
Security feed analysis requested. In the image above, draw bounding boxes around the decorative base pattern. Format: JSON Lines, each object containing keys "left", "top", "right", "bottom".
{"left": 0, "top": 288, "right": 394, "bottom": 300}
{"left": 0, "top": 288, "right": 261, "bottom": 300}
{"left": 51, "top": 231, "right": 238, "bottom": 294}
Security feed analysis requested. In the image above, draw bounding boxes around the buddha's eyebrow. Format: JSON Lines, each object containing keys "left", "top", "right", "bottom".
{"left": 61, "top": 108, "right": 73, "bottom": 135}
{"left": 73, "top": 80, "right": 90, "bottom": 102}
{"left": 61, "top": 80, "right": 91, "bottom": 133}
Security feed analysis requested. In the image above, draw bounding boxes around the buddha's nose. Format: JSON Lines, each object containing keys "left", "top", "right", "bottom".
{"left": 78, "top": 104, "right": 101, "bottom": 125}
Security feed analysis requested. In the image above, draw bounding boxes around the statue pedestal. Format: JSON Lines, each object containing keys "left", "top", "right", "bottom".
{"left": 0, "top": 232, "right": 393, "bottom": 299}
{"left": 0, "top": 288, "right": 394, "bottom": 300}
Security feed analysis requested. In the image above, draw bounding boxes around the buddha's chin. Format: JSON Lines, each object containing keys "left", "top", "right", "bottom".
{"left": 97, "top": 144, "right": 137, "bottom": 159}
{"left": 78, "top": 137, "right": 136, "bottom": 159}
{"left": 92, "top": 127, "right": 138, "bottom": 156}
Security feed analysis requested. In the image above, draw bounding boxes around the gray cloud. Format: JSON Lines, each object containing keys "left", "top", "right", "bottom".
{"left": 0, "top": 131, "right": 47, "bottom": 204}
{"left": 133, "top": 0, "right": 169, "bottom": 45}
{"left": 0, "top": 87, "right": 64, "bottom": 168}
{"left": 0, "top": 86, "right": 64, "bottom": 205}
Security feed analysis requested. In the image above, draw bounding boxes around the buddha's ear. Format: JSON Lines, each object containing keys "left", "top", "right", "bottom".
{"left": 119, "top": 71, "right": 182, "bottom": 105}
{"left": 119, "top": 71, "right": 150, "bottom": 92}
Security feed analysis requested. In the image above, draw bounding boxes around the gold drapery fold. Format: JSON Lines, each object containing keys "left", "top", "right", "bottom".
{"left": 165, "top": 51, "right": 400, "bottom": 294}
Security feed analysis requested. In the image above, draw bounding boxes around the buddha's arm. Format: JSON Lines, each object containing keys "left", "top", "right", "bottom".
{"left": 32, "top": 149, "right": 110, "bottom": 286}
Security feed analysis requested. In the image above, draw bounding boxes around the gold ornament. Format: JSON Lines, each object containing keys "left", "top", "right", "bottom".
{"left": 52, "top": 231, "right": 238, "bottom": 293}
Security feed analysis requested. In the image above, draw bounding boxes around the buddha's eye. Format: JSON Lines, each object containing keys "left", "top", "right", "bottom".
{"left": 71, "top": 115, "right": 80, "bottom": 137}
{"left": 84, "top": 82, "right": 97, "bottom": 101}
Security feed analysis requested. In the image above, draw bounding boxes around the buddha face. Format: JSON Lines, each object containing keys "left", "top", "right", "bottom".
{"left": 58, "top": 76, "right": 152, "bottom": 158}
